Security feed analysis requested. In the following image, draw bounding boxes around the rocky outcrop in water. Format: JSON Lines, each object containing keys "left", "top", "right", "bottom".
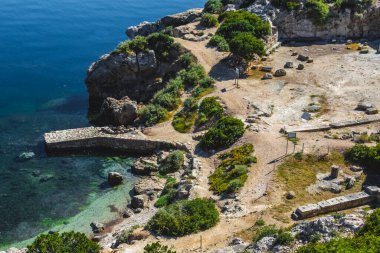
{"left": 126, "top": 8, "right": 203, "bottom": 39}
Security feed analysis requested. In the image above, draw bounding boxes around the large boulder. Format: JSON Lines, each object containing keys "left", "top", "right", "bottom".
{"left": 131, "top": 157, "right": 158, "bottom": 175}
{"left": 86, "top": 51, "right": 158, "bottom": 112}
{"left": 131, "top": 194, "right": 148, "bottom": 209}
{"left": 108, "top": 172, "right": 123, "bottom": 186}
{"left": 97, "top": 96, "right": 137, "bottom": 126}
{"left": 133, "top": 176, "right": 165, "bottom": 195}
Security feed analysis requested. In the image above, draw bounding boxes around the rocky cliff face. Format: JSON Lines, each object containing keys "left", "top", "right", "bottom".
{"left": 273, "top": 7, "right": 380, "bottom": 40}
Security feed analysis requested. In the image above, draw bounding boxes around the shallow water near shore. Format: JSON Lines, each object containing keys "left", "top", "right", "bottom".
{"left": 0, "top": 0, "right": 204, "bottom": 247}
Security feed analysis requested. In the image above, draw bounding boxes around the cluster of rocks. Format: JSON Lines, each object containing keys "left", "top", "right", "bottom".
{"left": 325, "top": 130, "right": 380, "bottom": 143}
{"left": 356, "top": 100, "right": 378, "bottom": 115}
{"left": 97, "top": 96, "right": 138, "bottom": 126}
{"left": 16, "top": 151, "right": 35, "bottom": 162}
{"left": 309, "top": 165, "right": 362, "bottom": 194}
{"left": 0, "top": 248, "right": 26, "bottom": 253}
{"left": 172, "top": 24, "right": 213, "bottom": 42}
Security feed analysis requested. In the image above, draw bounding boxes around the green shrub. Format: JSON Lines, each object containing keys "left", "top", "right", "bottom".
{"left": 204, "top": 0, "right": 223, "bottom": 14}
{"left": 115, "top": 40, "right": 131, "bottom": 54}
{"left": 129, "top": 36, "right": 148, "bottom": 54}
{"left": 358, "top": 208, "right": 380, "bottom": 236}
{"left": 276, "top": 231, "right": 294, "bottom": 245}
{"left": 336, "top": 0, "right": 374, "bottom": 12}
{"left": 200, "top": 116, "right": 245, "bottom": 150}
{"left": 255, "top": 219, "right": 265, "bottom": 226}
{"left": 201, "top": 13, "right": 219, "bottom": 27}
{"left": 253, "top": 225, "right": 279, "bottom": 242}
{"left": 208, "top": 35, "right": 230, "bottom": 51}
{"left": 286, "top": 1, "right": 302, "bottom": 9}
{"left": 196, "top": 97, "right": 223, "bottom": 126}
{"left": 179, "top": 63, "right": 207, "bottom": 86}
{"left": 229, "top": 32, "right": 266, "bottom": 60}
{"left": 172, "top": 110, "right": 197, "bottom": 133}
{"left": 144, "top": 242, "right": 176, "bottom": 253}
{"left": 344, "top": 144, "right": 380, "bottom": 169}
{"left": 159, "top": 150, "right": 185, "bottom": 175}
{"left": 152, "top": 91, "right": 181, "bottom": 111}
{"left": 209, "top": 144, "right": 256, "bottom": 194}
{"left": 147, "top": 198, "right": 220, "bottom": 236}
{"left": 305, "top": 0, "right": 330, "bottom": 24}
{"left": 178, "top": 53, "right": 197, "bottom": 68}
{"left": 139, "top": 104, "right": 168, "bottom": 126}
{"left": 27, "top": 231, "right": 100, "bottom": 253}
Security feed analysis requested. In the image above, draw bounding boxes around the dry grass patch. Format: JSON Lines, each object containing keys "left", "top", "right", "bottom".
{"left": 270, "top": 151, "right": 365, "bottom": 223}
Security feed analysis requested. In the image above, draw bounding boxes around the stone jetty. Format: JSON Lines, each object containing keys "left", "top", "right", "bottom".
{"left": 44, "top": 126, "right": 187, "bottom": 156}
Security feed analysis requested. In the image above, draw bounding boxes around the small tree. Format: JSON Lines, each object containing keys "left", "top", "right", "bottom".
{"left": 129, "top": 36, "right": 148, "bottom": 72}
{"left": 229, "top": 32, "right": 266, "bottom": 61}
{"left": 203, "top": 0, "right": 223, "bottom": 13}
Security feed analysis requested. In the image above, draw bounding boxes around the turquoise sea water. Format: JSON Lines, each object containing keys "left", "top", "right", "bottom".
{"left": 0, "top": 0, "right": 204, "bottom": 246}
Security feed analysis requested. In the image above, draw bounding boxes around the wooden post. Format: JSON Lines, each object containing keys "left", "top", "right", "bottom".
{"left": 302, "top": 143, "right": 305, "bottom": 154}
{"left": 293, "top": 142, "right": 296, "bottom": 153}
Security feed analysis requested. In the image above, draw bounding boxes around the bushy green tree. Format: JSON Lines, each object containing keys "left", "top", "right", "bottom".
{"left": 129, "top": 36, "right": 148, "bottom": 72}
{"left": 196, "top": 97, "right": 223, "bottom": 126}
{"left": 179, "top": 63, "right": 207, "bottom": 86}
{"left": 200, "top": 116, "right": 245, "bottom": 150}
{"left": 229, "top": 32, "right": 266, "bottom": 60}
{"left": 208, "top": 35, "right": 230, "bottom": 51}
{"left": 204, "top": 0, "right": 223, "bottom": 13}
{"left": 147, "top": 198, "right": 219, "bottom": 236}
{"left": 146, "top": 33, "right": 180, "bottom": 61}
{"left": 27, "top": 232, "right": 100, "bottom": 253}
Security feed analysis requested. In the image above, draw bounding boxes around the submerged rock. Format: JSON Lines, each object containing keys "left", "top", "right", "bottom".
{"left": 91, "top": 222, "right": 105, "bottom": 233}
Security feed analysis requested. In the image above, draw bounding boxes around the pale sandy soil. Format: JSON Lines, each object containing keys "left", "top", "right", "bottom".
{"left": 110, "top": 24, "right": 380, "bottom": 253}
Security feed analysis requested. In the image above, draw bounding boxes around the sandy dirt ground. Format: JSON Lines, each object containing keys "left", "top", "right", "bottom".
{"left": 111, "top": 24, "right": 380, "bottom": 253}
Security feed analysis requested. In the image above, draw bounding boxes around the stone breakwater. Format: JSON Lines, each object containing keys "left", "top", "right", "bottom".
{"left": 44, "top": 127, "right": 189, "bottom": 156}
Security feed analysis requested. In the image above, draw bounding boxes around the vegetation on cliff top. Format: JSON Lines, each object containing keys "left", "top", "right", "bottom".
{"left": 147, "top": 198, "right": 219, "bottom": 236}
{"left": 345, "top": 143, "right": 380, "bottom": 169}
{"left": 144, "top": 242, "right": 176, "bottom": 253}
{"left": 209, "top": 144, "right": 257, "bottom": 194}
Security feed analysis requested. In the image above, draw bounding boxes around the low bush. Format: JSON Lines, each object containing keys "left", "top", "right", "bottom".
{"left": 305, "top": 0, "right": 330, "bottom": 24}
{"left": 159, "top": 150, "right": 185, "bottom": 175}
{"left": 209, "top": 144, "right": 256, "bottom": 194}
{"left": 196, "top": 97, "right": 223, "bottom": 126}
{"left": 178, "top": 53, "right": 197, "bottom": 68}
{"left": 147, "top": 198, "right": 220, "bottom": 236}
{"left": 139, "top": 104, "right": 168, "bottom": 126}
{"left": 178, "top": 63, "right": 207, "bottom": 86}
{"left": 144, "top": 242, "right": 176, "bottom": 253}
{"left": 209, "top": 35, "right": 230, "bottom": 51}
{"left": 155, "top": 177, "right": 178, "bottom": 207}
{"left": 204, "top": 0, "right": 223, "bottom": 14}
{"left": 255, "top": 219, "right": 266, "bottom": 226}
{"left": 344, "top": 143, "right": 380, "bottom": 169}
{"left": 253, "top": 225, "right": 279, "bottom": 242}
{"left": 200, "top": 13, "right": 219, "bottom": 27}
{"left": 275, "top": 231, "right": 294, "bottom": 245}
{"left": 27, "top": 231, "right": 100, "bottom": 253}
{"left": 200, "top": 116, "right": 245, "bottom": 150}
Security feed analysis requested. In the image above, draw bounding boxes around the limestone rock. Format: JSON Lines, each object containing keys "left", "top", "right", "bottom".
{"left": 108, "top": 172, "right": 123, "bottom": 186}
{"left": 262, "top": 73, "right": 273, "bottom": 79}
{"left": 248, "top": 236, "right": 276, "bottom": 253}
{"left": 286, "top": 191, "right": 296, "bottom": 199}
{"left": 224, "top": 4, "right": 237, "bottom": 12}
{"left": 98, "top": 96, "right": 137, "bottom": 126}
{"left": 366, "top": 107, "right": 378, "bottom": 115}
{"left": 126, "top": 21, "right": 160, "bottom": 39}
{"left": 274, "top": 69, "right": 286, "bottom": 77}
{"left": 131, "top": 194, "right": 148, "bottom": 209}
{"left": 297, "top": 54, "right": 309, "bottom": 61}
{"left": 133, "top": 176, "right": 165, "bottom": 195}
{"left": 356, "top": 101, "right": 374, "bottom": 110}
{"left": 330, "top": 165, "right": 341, "bottom": 179}
{"left": 297, "top": 63, "right": 304, "bottom": 70}
{"left": 131, "top": 157, "right": 158, "bottom": 175}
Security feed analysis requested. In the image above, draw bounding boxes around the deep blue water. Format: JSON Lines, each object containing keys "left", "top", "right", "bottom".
{"left": 0, "top": 0, "right": 204, "bottom": 246}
